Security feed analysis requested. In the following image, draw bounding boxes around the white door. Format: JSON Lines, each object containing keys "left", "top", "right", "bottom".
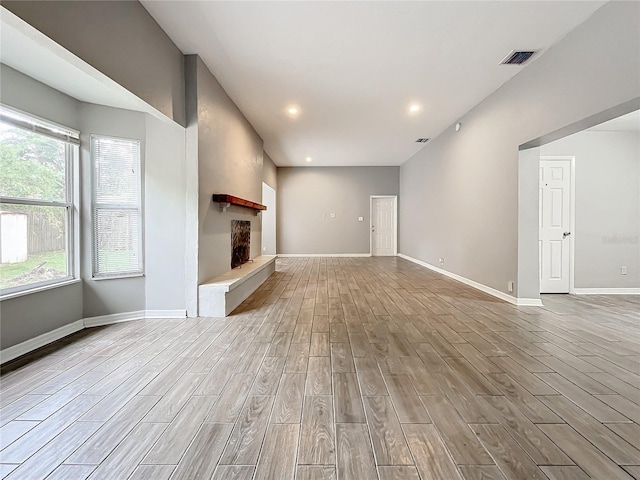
{"left": 539, "top": 159, "right": 571, "bottom": 293}
{"left": 371, "top": 197, "right": 396, "bottom": 256}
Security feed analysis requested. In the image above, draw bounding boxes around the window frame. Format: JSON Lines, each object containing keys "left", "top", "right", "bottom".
{"left": 0, "top": 105, "right": 79, "bottom": 299}
{"left": 90, "top": 134, "right": 144, "bottom": 280}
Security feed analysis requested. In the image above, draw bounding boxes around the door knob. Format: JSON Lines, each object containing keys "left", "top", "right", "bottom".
{"left": 563, "top": 232, "right": 571, "bottom": 238}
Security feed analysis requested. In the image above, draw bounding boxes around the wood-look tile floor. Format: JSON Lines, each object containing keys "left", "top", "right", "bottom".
{"left": 1, "top": 257, "right": 639, "bottom": 480}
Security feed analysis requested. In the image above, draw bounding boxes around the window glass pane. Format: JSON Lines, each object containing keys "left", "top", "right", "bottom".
{"left": 0, "top": 204, "right": 68, "bottom": 290}
{"left": 0, "top": 123, "right": 67, "bottom": 202}
{"left": 93, "top": 137, "right": 140, "bottom": 205}
{"left": 94, "top": 208, "right": 141, "bottom": 275}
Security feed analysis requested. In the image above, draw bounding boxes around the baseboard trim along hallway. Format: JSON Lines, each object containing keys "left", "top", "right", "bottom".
{"left": 398, "top": 253, "right": 543, "bottom": 307}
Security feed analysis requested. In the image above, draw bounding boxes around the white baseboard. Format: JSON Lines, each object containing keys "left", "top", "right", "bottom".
{"left": 573, "top": 288, "right": 640, "bottom": 295}
{"left": 1, "top": 309, "right": 188, "bottom": 364}
{"left": 278, "top": 253, "right": 371, "bottom": 258}
{"left": 83, "top": 310, "right": 146, "bottom": 328}
{"left": 0, "top": 319, "right": 84, "bottom": 364}
{"left": 397, "top": 253, "right": 543, "bottom": 307}
{"left": 144, "top": 309, "right": 187, "bottom": 319}
{"left": 515, "top": 298, "right": 545, "bottom": 306}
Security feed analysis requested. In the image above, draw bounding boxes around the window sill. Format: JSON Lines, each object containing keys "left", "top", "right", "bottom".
{"left": 0, "top": 278, "right": 81, "bottom": 301}
{"left": 91, "top": 272, "right": 144, "bottom": 281}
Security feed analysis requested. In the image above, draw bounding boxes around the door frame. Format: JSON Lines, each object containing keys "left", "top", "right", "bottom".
{"left": 539, "top": 156, "right": 576, "bottom": 294}
{"left": 370, "top": 195, "right": 398, "bottom": 257}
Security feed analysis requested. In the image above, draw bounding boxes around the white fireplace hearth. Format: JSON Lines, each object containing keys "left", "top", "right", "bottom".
{"left": 198, "top": 255, "right": 276, "bottom": 317}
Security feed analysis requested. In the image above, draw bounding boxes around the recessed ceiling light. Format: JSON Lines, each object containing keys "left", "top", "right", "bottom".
{"left": 305, "top": 157, "right": 312, "bottom": 162}
{"left": 409, "top": 104, "right": 421, "bottom": 114}
{"left": 287, "top": 106, "right": 300, "bottom": 117}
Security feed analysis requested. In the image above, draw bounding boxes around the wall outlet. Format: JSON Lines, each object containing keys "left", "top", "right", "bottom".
{"left": 621, "top": 266, "right": 627, "bottom": 275}
{"left": 438, "top": 258, "right": 445, "bottom": 267}
{"left": 358, "top": 216, "right": 363, "bottom": 222}
{"left": 507, "top": 281, "right": 514, "bottom": 293}
{"left": 330, "top": 213, "right": 336, "bottom": 218}
{"left": 263, "top": 246, "right": 267, "bottom": 252}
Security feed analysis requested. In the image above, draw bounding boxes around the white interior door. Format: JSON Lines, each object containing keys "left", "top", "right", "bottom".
{"left": 539, "top": 159, "right": 571, "bottom": 293}
{"left": 371, "top": 197, "right": 396, "bottom": 256}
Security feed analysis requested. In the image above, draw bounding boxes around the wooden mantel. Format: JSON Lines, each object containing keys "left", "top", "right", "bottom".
{"left": 212, "top": 194, "right": 267, "bottom": 214}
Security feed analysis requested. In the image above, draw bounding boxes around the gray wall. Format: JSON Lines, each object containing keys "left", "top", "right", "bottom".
{"left": 3, "top": 1, "right": 185, "bottom": 126}
{"left": 186, "top": 56, "right": 264, "bottom": 285}
{"left": 0, "top": 64, "right": 80, "bottom": 130}
{"left": 263, "top": 153, "right": 278, "bottom": 190}
{"left": 517, "top": 147, "right": 542, "bottom": 299}
{"left": 399, "top": 1, "right": 640, "bottom": 299}
{"left": 277, "top": 167, "right": 399, "bottom": 255}
{"left": 0, "top": 65, "right": 83, "bottom": 350}
{"left": 540, "top": 130, "right": 640, "bottom": 289}
{"left": 79, "top": 104, "right": 147, "bottom": 318}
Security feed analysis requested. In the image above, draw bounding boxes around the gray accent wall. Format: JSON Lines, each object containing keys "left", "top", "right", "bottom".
{"left": 185, "top": 56, "right": 265, "bottom": 286}
{"left": 399, "top": 1, "right": 640, "bottom": 299}
{"left": 0, "top": 64, "right": 80, "bottom": 130}
{"left": 277, "top": 167, "right": 399, "bottom": 255}
{"left": 540, "top": 130, "right": 640, "bottom": 289}
{"left": 517, "top": 147, "right": 542, "bottom": 300}
{"left": 0, "top": 283, "right": 83, "bottom": 350}
{"left": 3, "top": 1, "right": 186, "bottom": 126}
{"left": 263, "top": 153, "right": 278, "bottom": 190}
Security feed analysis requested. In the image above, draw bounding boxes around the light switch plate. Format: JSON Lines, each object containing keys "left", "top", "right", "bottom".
{"left": 330, "top": 213, "right": 336, "bottom": 218}
{"left": 358, "top": 217, "right": 363, "bottom": 222}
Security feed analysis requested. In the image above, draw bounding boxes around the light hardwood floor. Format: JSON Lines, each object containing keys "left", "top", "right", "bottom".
{"left": 1, "top": 257, "right": 639, "bottom": 479}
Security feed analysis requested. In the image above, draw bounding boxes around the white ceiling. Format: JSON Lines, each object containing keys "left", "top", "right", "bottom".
{"left": 142, "top": 0, "right": 605, "bottom": 167}
{"left": 588, "top": 110, "right": 640, "bottom": 132}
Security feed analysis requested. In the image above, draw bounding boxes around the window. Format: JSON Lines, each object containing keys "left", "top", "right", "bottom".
{"left": 0, "top": 106, "right": 78, "bottom": 296}
{"left": 91, "top": 135, "right": 142, "bottom": 278}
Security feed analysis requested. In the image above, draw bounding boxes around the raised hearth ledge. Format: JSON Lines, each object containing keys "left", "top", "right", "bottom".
{"left": 198, "top": 255, "right": 276, "bottom": 317}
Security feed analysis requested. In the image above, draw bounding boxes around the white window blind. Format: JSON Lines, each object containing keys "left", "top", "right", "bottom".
{"left": 91, "top": 135, "right": 142, "bottom": 278}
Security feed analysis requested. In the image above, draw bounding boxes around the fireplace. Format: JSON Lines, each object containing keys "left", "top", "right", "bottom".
{"left": 231, "top": 220, "right": 251, "bottom": 268}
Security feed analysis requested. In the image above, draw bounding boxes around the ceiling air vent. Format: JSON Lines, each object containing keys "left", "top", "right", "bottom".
{"left": 500, "top": 50, "right": 536, "bottom": 65}
{"left": 415, "top": 138, "right": 429, "bottom": 143}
